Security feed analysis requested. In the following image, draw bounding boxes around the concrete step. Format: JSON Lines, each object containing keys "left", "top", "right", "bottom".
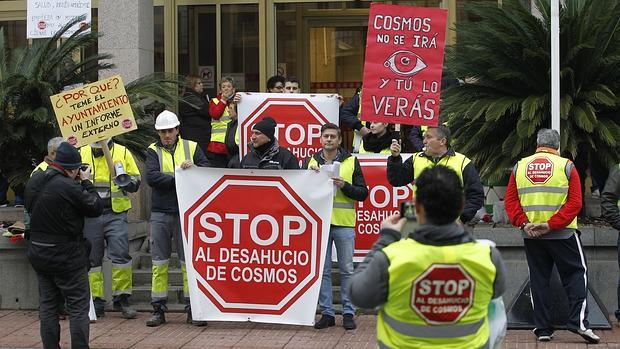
{"left": 130, "top": 285, "right": 187, "bottom": 304}
{"left": 136, "top": 253, "right": 182, "bottom": 269}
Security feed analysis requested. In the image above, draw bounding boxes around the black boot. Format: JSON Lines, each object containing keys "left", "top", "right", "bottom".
{"left": 94, "top": 297, "right": 106, "bottom": 317}
{"left": 146, "top": 305, "right": 166, "bottom": 327}
{"left": 186, "top": 305, "right": 208, "bottom": 327}
{"left": 314, "top": 314, "right": 335, "bottom": 329}
{"left": 113, "top": 295, "right": 137, "bottom": 319}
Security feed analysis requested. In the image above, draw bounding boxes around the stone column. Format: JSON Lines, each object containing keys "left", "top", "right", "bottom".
{"left": 98, "top": 0, "right": 154, "bottom": 82}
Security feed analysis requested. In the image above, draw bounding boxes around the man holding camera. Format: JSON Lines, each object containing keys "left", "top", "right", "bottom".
{"left": 80, "top": 138, "right": 141, "bottom": 319}
{"left": 25, "top": 142, "right": 103, "bottom": 349}
{"left": 349, "top": 166, "right": 506, "bottom": 349}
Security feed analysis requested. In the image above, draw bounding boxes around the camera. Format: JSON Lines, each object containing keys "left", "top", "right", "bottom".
{"left": 400, "top": 201, "right": 416, "bottom": 220}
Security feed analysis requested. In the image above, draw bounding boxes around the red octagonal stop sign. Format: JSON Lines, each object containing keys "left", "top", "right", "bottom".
{"left": 525, "top": 156, "right": 554, "bottom": 185}
{"left": 411, "top": 264, "right": 475, "bottom": 324}
{"left": 240, "top": 98, "right": 331, "bottom": 160}
{"left": 183, "top": 175, "right": 323, "bottom": 315}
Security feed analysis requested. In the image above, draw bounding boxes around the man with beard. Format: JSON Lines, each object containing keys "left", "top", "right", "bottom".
{"left": 239, "top": 117, "right": 299, "bottom": 170}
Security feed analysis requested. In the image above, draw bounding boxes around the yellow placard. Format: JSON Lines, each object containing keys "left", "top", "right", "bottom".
{"left": 51, "top": 75, "right": 137, "bottom": 148}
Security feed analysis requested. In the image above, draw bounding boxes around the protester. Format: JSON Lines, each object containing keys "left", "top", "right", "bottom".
{"left": 208, "top": 77, "right": 237, "bottom": 167}
{"left": 284, "top": 76, "right": 301, "bottom": 93}
{"left": 603, "top": 163, "right": 620, "bottom": 322}
{"left": 387, "top": 124, "right": 484, "bottom": 226}
{"left": 145, "top": 110, "right": 210, "bottom": 327}
{"left": 239, "top": 116, "right": 299, "bottom": 169}
{"left": 80, "top": 138, "right": 141, "bottom": 319}
{"left": 32, "top": 137, "right": 65, "bottom": 174}
{"left": 358, "top": 122, "right": 394, "bottom": 154}
{"left": 504, "top": 128, "right": 599, "bottom": 344}
{"left": 25, "top": 142, "right": 103, "bottom": 349}
{"left": 338, "top": 89, "right": 370, "bottom": 151}
{"left": 303, "top": 123, "right": 368, "bottom": 330}
{"left": 179, "top": 75, "right": 211, "bottom": 155}
{"left": 408, "top": 125, "right": 426, "bottom": 152}
{"left": 349, "top": 166, "right": 506, "bottom": 348}
{"left": 266, "top": 75, "right": 285, "bottom": 93}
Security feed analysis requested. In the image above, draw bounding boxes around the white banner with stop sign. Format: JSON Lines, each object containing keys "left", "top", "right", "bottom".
{"left": 237, "top": 93, "right": 340, "bottom": 161}
{"left": 176, "top": 168, "right": 333, "bottom": 325}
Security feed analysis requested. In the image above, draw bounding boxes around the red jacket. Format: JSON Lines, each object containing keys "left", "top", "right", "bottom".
{"left": 207, "top": 93, "right": 229, "bottom": 154}
{"left": 504, "top": 152, "right": 582, "bottom": 231}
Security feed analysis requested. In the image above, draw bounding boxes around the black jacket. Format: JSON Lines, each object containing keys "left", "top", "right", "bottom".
{"left": 602, "top": 165, "right": 620, "bottom": 231}
{"left": 387, "top": 149, "right": 484, "bottom": 223}
{"left": 240, "top": 141, "right": 300, "bottom": 170}
{"left": 339, "top": 92, "right": 364, "bottom": 131}
{"left": 25, "top": 167, "right": 103, "bottom": 273}
{"left": 302, "top": 149, "right": 368, "bottom": 202}
{"left": 179, "top": 91, "right": 212, "bottom": 144}
{"left": 146, "top": 138, "right": 210, "bottom": 213}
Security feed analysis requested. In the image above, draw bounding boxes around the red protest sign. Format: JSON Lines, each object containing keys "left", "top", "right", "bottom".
{"left": 362, "top": 4, "right": 447, "bottom": 126}
{"left": 238, "top": 94, "right": 339, "bottom": 161}
{"left": 183, "top": 175, "right": 324, "bottom": 315}
{"left": 525, "top": 157, "right": 554, "bottom": 185}
{"left": 354, "top": 155, "right": 413, "bottom": 260}
{"left": 411, "top": 264, "right": 475, "bottom": 324}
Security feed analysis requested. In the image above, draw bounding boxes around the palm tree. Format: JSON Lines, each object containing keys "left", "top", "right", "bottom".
{"left": 0, "top": 16, "right": 182, "bottom": 191}
{"left": 443, "top": 0, "right": 620, "bottom": 186}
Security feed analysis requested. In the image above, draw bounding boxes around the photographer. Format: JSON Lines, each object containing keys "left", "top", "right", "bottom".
{"left": 349, "top": 166, "right": 506, "bottom": 349}
{"left": 25, "top": 142, "right": 103, "bottom": 349}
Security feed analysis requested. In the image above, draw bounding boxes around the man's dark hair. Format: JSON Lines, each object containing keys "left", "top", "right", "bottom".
{"left": 285, "top": 76, "right": 299, "bottom": 85}
{"left": 415, "top": 166, "right": 463, "bottom": 225}
{"left": 267, "top": 75, "right": 285, "bottom": 90}
{"left": 320, "top": 123, "right": 341, "bottom": 138}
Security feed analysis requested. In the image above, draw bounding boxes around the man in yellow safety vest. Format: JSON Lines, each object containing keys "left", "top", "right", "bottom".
{"left": 349, "top": 165, "right": 506, "bottom": 348}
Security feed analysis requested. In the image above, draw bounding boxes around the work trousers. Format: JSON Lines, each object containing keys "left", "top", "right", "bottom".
{"left": 149, "top": 212, "right": 189, "bottom": 305}
{"left": 83, "top": 211, "right": 132, "bottom": 301}
{"left": 524, "top": 233, "right": 589, "bottom": 331}
{"left": 37, "top": 268, "right": 90, "bottom": 349}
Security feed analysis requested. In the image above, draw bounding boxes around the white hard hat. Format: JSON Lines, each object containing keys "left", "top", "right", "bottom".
{"left": 155, "top": 110, "right": 180, "bottom": 130}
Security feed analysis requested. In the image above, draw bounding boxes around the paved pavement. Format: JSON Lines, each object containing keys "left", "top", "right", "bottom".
{"left": 1, "top": 310, "right": 619, "bottom": 348}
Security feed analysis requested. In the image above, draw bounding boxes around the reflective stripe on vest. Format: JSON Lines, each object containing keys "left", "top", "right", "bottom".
{"left": 149, "top": 138, "right": 195, "bottom": 177}
{"left": 211, "top": 98, "right": 231, "bottom": 143}
{"left": 378, "top": 239, "right": 496, "bottom": 349}
{"left": 515, "top": 152, "right": 577, "bottom": 229}
{"left": 80, "top": 144, "right": 140, "bottom": 213}
{"left": 412, "top": 152, "right": 470, "bottom": 194}
{"left": 308, "top": 155, "right": 357, "bottom": 227}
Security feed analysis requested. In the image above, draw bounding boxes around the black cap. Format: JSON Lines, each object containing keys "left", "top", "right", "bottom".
{"left": 253, "top": 117, "right": 277, "bottom": 141}
{"left": 54, "top": 142, "right": 82, "bottom": 169}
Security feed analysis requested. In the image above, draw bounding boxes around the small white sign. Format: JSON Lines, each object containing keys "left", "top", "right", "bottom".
{"left": 27, "top": 0, "right": 91, "bottom": 39}
{"left": 199, "top": 66, "right": 215, "bottom": 89}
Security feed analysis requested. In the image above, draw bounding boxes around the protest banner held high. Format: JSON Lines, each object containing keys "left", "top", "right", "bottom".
{"left": 362, "top": 4, "right": 447, "bottom": 126}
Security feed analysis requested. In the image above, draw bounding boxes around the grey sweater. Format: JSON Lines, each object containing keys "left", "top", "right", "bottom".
{"left": 348, "top": 222, "right": 507, "bottom": 309}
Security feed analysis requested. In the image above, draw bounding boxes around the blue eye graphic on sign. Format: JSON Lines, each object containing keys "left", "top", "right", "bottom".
{"left": 384, "top": 50, "right": 427, "bottom": 77}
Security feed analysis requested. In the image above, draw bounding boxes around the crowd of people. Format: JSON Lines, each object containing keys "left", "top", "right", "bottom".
{"left": 20, "top": 74, "right": 619, "bottom": 348}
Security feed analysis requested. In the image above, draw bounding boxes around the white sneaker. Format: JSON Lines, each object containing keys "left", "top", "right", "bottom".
{"left": 571, "top": 328, "right": 600, "bottom": 344}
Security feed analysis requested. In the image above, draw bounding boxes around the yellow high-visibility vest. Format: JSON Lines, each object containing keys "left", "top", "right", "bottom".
{"left": 148, "top": 137, "right": 197, "bottom": 177}
{"left": 308, "top": 156, "right": 357, "bottom": 227}
{"left": 515, "top": 152, "right": 577, "bottom": 229}
{"left": 211, "top": 98, "right": 232, "bottom": 143}
{"left": 412, "top": 151, "right": 470, "bottom": 193}
{"left": 80, "top": 144, "right": 141, "bottom": 213}
{"left": 378, "top": 238, "right": 496, "bottom": 349}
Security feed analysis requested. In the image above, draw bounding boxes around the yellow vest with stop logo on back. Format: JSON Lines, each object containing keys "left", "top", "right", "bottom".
{"left": 378, "top": 239, "right": 496, "bottom": 349}
{"left": 211, "top": 98, "right": 232, "bottom": 143}
{"left": 308, "top": 156, "right": 356, "bottom": 227}
{"left": 515, "top": 152, "right": 577, "bottom": 229}
{"left": 80, "top": 144, "right": 141, "bottom": 213}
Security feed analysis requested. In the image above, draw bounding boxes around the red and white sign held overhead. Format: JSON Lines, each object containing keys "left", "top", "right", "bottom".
{"left": 237, "top": 93, "right": 340, "bottom": 161}
{"left": 525, "top": 156, "right": 554, "bottom": 184}
{"left": 411, "top": 264, "right": 475, "bottom": 324}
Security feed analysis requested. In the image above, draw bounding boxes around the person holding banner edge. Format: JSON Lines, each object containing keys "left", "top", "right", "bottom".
{"left": 348, "top": 165, "right": 506, "bottom": 349}
{"left": 358, "top": 122, "right": 395, "bottom": 154}
{"left": 387, "top": 124, "right": 484, "bottom": 226}
{"left": 303, "top": 123, "right": 368, "bottom": 330}
{"left": 145, "top": 110, "right": 210, "bottom": 327}
{"left": 80, "top": 138, "right": 141, "bottom": 319}
{"left": 240, "top": 116, "right": 299, "bottom": 170}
